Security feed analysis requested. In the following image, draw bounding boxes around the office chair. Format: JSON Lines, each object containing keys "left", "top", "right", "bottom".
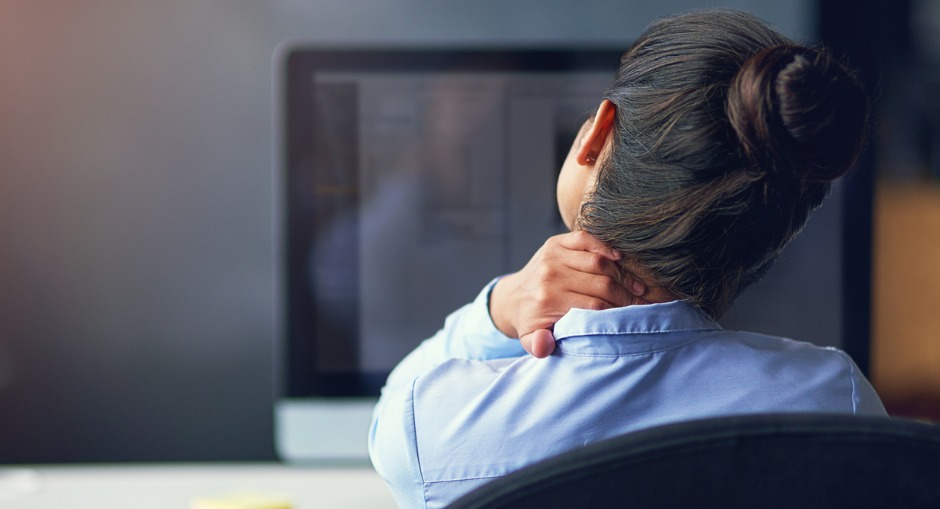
{"left": 448, "top": 413, "right": 940, "bottom": 509}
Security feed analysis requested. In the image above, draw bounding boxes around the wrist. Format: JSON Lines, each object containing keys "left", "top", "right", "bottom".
{"left": 489, "top": 275, "right": 518, "bottom": 338}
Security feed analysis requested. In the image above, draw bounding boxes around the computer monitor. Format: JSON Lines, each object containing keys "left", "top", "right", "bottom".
{"left": 274, "top": 47, "right": 870, "bottom": 461}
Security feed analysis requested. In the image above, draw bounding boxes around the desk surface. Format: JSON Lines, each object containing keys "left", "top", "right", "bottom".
{"left": 0, "top": 463, "right": 395, "bottom": 509}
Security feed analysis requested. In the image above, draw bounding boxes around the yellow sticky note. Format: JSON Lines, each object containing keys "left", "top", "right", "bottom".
{"left": 189, "top": 493, "right": 293, "bottom": 509}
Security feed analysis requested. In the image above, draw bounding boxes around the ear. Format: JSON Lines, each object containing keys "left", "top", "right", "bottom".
{"left": 576, "top": 99, "right": 616, "bottom": 166}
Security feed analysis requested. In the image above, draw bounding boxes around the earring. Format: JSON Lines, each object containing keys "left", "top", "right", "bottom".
{"left": 585, "top": 153, "right": 597, "bottom": 164}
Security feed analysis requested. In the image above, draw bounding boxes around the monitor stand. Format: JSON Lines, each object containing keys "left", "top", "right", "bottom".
{"left": 275, "top": 398, "right": 377, "bottom": 462}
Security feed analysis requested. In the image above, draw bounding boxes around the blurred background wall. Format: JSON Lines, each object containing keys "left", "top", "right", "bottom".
{"left": 868, "top": 0, "right": 940, "bottom": 422}
{"left": 1, "top": 0, "right": 934, "bottom": 463}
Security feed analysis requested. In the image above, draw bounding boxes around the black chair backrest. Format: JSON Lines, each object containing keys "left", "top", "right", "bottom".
{"left": 448, "top": 414, "right": 940, "bottom": 509}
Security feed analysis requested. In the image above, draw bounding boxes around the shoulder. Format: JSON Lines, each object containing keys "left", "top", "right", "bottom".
{"left": 411, "top": 357, "right": 521, "bottom": 443}
{"left": 696, "top": 330, "right": 884, "bottom": 414}
{"left": 410, "top": 356, "right": 559, "bottom": 477}
{"left": 699, "top": 329, "right": 850, "bottom": 378}
{"left": 702, "top": 328, "right": 850, "bottom": 362}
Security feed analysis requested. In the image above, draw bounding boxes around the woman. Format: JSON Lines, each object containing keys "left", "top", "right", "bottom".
{"left": 370, "top": 10, "right": 885, "bottom": 509}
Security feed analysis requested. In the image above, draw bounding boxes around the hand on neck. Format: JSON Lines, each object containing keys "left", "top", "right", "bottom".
{"left": 619, "top": 256, "right": 678, "bottom": 306}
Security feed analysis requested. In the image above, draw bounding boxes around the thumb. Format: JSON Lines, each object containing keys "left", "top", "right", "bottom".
{"left": 520, "top": 329, "right": 556, "bottom": 358}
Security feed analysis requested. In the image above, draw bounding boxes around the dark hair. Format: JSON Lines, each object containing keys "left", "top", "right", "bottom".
{"left": 579, "top": 10, "right": 869, "bottom": 318}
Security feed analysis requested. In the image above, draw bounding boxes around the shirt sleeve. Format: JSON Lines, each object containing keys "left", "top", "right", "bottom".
{"left": 368, "top": 278, "right": 525, "bottom": 508}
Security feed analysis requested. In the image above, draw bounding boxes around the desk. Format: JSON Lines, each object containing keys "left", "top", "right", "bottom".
{"left": 0, "top": 464, "right": 395, "bottom": 508}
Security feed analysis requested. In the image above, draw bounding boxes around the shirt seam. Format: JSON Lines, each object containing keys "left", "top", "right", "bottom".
{"left": 554, "top": 326, "right": 718, "bottom": 340}
{"left": 555, "top": 329, "right": 716, "bottom": 357}
{"left": 423, "top": 473, "right": 504, "bottom": 484}
{"left": 839, "top": 350, "right": 860, "bottom": 414}
{"left": 408, "top": 378, "right": 430, "bottom": 509}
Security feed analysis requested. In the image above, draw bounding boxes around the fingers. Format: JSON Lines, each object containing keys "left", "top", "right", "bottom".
{"left": 520, "top": 329, "right": 556, "bottom": 358}
{"left": 551, "top": 246, "right": 622, "bottom": 282}
{"left": 546, "top": 232, "right": 647, "bottom": 299}
{"left": 554, "top": 230, "right": 620, "bottom": 261}
{"left": 621, "top": 270, "right": 647, "bottom": 298}
{"left": 562, "top": 274, "right": 634, "bottom": 309}
{"left": 511, "top": 231, "right": 654, "bottom": 360}
{"left": 618, "top": 259, "right": 650, "bottom": 298}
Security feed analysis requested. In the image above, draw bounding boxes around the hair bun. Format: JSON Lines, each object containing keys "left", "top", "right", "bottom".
{"left": 727, "top": 44, "right": 868, "bottom": 185}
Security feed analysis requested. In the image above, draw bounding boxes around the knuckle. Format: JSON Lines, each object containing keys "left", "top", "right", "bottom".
{"left": 536, "top": 264, "right": 555, "bottom": 281}
{"left": 588, "top": 254, "right": 607, "bottom": 273}
{"left": 533, "top": 288, "right": 552, "bottom": 306}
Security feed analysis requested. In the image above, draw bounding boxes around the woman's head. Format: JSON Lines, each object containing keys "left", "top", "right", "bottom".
{"left": 560, "top": 9, "right": 869, "bottom": 318}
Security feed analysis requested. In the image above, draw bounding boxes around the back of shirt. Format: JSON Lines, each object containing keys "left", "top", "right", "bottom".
{"left": 369, "top": 286, "right": 886, "bottom": 509}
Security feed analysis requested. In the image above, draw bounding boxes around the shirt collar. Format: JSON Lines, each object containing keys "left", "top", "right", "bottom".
{"left": 552, "top": 301, "right": 722, "bottom": 356}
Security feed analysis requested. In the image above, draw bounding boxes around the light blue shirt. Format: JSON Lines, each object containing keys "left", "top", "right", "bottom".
{"left": 369, "top": 281, "right": 886, "bottom": 509}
